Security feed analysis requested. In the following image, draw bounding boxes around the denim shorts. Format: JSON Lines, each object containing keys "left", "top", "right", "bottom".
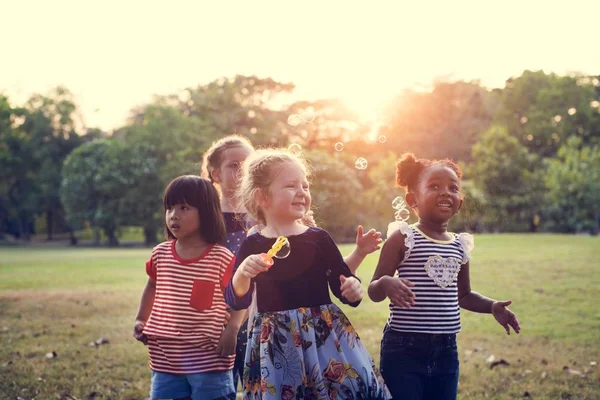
{"left": 150, "top": 369, "right": 235, "bottom": 400}
{"left": 380, "top": 325, "right": 459, "bottom": 400}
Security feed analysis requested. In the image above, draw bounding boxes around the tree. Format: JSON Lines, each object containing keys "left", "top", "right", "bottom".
{"left": 543, "top": 136, "right": 600, "bottom": 234}
{"left": 61, "top": 139, "right": 158, "bottom": 245}
{"left": 0, "top": 95, "right": 38, "bottom": 240}
{"left": 304, "top": 149, "right": 365, "bottom": 241}
{"left": 499, "top": 70, "right": 600, "bottom": 158}
{"left": 20, "top": 87, "right": 84, "bottom": 240}
{"left": 383, "top": 80, "right": 498, "bottom": 162}
{"left": 470, "top": 125, "right": 541, "bottom": 231}
{"left": 176, "top": 75, "right": 295, "bottom": 146}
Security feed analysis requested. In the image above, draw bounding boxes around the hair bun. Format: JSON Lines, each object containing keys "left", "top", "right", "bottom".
{"left": 396, "top": 153, "right": 421, "bottom": 189}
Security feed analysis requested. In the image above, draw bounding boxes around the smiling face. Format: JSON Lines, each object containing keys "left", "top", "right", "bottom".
{"left": 409, "top": 165, "right": 463, "bottom": 223}
{"left": 259, "top": 160, "right": 311, "bottom": 224}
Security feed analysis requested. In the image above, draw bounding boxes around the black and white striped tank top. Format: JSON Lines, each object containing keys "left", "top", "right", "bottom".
{"left": 386, "top": 221, "right": 473, "bottom": 334}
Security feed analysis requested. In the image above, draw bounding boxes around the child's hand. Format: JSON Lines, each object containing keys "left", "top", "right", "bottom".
{"left": 216, "top": 325, "right": 238, "bottom": 356}
{"left": 355, "top": 225, "right": 383, "bottom": 256}
{"left": 223, "top": 308, "right": 231, "bottom": 326}
{"left": 340, "top": 275, "right": 363, "bottom": 303}
{"left": 384, "top": 276, "right": 416, "bottom": 308}
{"left": 238, "top": 254, "right": 270, "bottom": 279}
{"left": 492, "top": 300, "right": 521, "bottom": 335}
{"left": 133, "top": 320, "right": 148, "bottom": 345}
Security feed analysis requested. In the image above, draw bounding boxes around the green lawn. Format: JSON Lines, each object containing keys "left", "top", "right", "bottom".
{"left": 1, "top": 234, "right": 599, "bottom": 399}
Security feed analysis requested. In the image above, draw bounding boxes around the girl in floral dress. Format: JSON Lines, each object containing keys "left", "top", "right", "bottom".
{"left": 224, "top": 148, "right": 391, "bottom": 400}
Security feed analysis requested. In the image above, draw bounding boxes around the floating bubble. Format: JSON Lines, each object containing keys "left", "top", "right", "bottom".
{"left": 590, "top": 100, "right": 600, "bottom": 108}
{"left": 334, "top": 142, "right": 344, "bottom": 152}
{"left": 392, "top": 196, "right": 405, "bottom": 210}
{"left": 273, "top": 239, "right": 291, "bottom": 259}
{"left": 355, "top": 157, "right": 368, "bottom": 170}
{"left": 568, "top": 108, "right": 577, "bottom": 116}
{"left": 527, "top": 134, "right": 534, "bottom": 141}
{"left": 395, "top": 208, "right": 410, "bottom": 222}
{"left": 288, "top": 143, "right": 302, "bottom": 154}
{"left": 377, "top": 135, "right": 387, "bottom": 143}
{"left": 520, "top": 116, "right": 528, "bottom": 125}
{"left": 554, "top": 115, "right": 562, "bottom": 123}
{"left": 301, "top": 108, "right": 316, "bottom": 123}
{"left": 593, "top": 78, "right": 600, "bottom": 87}
{"left": 287, "top": 114, "right": 303, "bottom": 127}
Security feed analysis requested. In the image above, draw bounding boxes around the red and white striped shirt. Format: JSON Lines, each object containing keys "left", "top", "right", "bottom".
{"left": 143, "top": 241, "right": 235, "bottom": 374}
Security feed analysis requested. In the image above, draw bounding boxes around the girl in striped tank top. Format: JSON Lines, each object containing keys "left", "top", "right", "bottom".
{"left": 133, "top": 176, "right": 246, "bottom": 400}
{"left": 368, "top": 153, "right": 521, "bottom": 400}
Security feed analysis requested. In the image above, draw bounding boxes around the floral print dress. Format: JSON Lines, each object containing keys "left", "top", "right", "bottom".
{"left": 225, "top": 227, "right": 391, "bottom": 400}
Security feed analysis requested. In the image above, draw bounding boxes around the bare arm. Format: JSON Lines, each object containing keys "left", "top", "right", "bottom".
{"left": 457, "top": 262, "right": 494, "bottom": 313}
{"left": 135, "top": 278, "right": 156, "bottom": 322}
{"left": 133, "top": 278, "right": 156, "bottom": 344}
{"left": 344, "top": 226, "right": 383, "bottom": 273}
{"left": 368, "top": 230, "right": 415, "bottom": 306}
{"left": 344, "top": 248, "right": 366, "bottom": 274}
{"left": 216, "top": 309, "right": 247, "bottom": 356}
{"left": 457, "top": 262, "right": 521, "bottom": 334}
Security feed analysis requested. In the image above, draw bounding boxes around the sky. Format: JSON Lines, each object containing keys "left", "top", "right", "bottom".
{"left": 1, "top": 0, "right": 598, "bottom": 131}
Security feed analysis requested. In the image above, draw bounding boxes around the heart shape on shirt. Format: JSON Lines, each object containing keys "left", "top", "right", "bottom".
{"left": 424, "top": 255, "right": 462, "bottom": 289}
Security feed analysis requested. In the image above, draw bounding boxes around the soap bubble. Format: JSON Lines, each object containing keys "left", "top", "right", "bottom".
{"left": 288, "top": 143, "right": 302, "bottom": 154}
{"left": 273, "top": 239, "right": 291, "bottom": 259}
{"left": 355, "top": 157, "right": 368, "bottom": 170}
{"left": 287, "top": 114, "right": 303, "bottom": 127}
{"left": 377, "top": 135, "right": 387, "bottom": 143}
{"left": 568, "top": 108, "right": 577, "bottom": 116}
{"left": 394, "top": 208, "right": 410, "bottom": 222}
{"left": 334, "top": 142, "right": 344, "bottom": 152}
{"left": 392, "top": 196, "right": 405, "bottom": 210}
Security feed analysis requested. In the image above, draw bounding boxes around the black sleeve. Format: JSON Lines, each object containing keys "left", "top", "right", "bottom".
{"left": 224, "top": 236, "right": 255, "bottom": 310}
{"left": 319, "top": 229, "right": 362, "bottom": 307}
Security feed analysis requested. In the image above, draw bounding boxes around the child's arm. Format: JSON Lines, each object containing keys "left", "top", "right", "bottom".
{"left": 225, "top": 254, "right": 269, "bottom": 310}
{"left": 344, "top": 225, "right": 383, "bottom": 273}
{"left": 216, "top": 309, "right": 246, "bottom": 356}
{"left": 457, "top": 262, "right": 521, "bottom": 335}
{"left": 133, "top": 278, "right": 156, "bottom": 345}
{"left": 368, "top": 230, "right": 416, "bottom": 306}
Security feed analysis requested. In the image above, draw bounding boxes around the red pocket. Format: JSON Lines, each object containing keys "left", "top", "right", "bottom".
{"left": 189, "top": 280, "right": 215, "bottom": 311}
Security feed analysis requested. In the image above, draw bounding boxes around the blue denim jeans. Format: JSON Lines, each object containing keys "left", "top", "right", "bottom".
{"left": 380, "top": 325, "right": 459, "bottom": 400}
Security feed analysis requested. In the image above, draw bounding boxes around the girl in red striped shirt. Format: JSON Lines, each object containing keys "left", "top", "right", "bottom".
{"left": 134, "top": 175, "right": 245, "bottom": 400}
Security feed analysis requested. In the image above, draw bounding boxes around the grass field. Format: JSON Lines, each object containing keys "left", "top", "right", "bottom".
{"left": 1, "top": 234, "right": 599, "bottom": 399}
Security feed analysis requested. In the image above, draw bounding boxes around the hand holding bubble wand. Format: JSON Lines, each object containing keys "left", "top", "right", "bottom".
{"left": 248, "top": 236, "right": 291, "bottom": 326}
{"left": 260, "top": 236, "right": 291, "bottom": 267}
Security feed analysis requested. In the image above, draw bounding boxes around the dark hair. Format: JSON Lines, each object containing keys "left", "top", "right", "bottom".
{"left": 163, "top": 175, "right": 226, "bottom": 243}
{"left": 396, "top": 153, "right": 463, "bottom": 192}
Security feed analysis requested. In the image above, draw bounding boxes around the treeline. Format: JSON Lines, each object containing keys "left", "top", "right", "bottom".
{"left": 1, "top": 71, "right": 599, "bottom": 245}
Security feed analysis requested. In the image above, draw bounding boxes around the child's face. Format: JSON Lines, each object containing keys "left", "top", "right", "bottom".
{"left": 212, "top": 146, "right": 252, "bottom": 198}
{"left": 165, "top": 203, "right": 201, "bottom": 239}
{"left": 412, "top": 165, "right": 462, "bottom": 223}
{"left": 262, "top": 161, "right": 311, "bottom": 223}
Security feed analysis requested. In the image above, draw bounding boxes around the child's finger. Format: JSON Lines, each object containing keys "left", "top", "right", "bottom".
{"left": 509, "top": 316, "right": 521, "bottom": 333}
{"left": 504, "top": 323, "right": 510, "bottom": 335}
{"left": 498, "top": 300, "right": 512, "bottom": 308}
{"left": 400, "top": 278, "right": 416, "bottom": 288}
{"left": 357, "top": 225, "right": 364, "bottom": 237}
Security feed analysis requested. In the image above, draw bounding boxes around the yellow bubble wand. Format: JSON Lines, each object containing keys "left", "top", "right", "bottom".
{"left": 261, "top": 236, "right": 290, "bottom": 267}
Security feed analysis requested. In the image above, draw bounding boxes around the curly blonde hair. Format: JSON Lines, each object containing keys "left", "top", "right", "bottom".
{"left": 236, "top": 148, "right": 316, "bottom": 227}
{"left": 201, "top": 135, "right": 254, "bottom": 183}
